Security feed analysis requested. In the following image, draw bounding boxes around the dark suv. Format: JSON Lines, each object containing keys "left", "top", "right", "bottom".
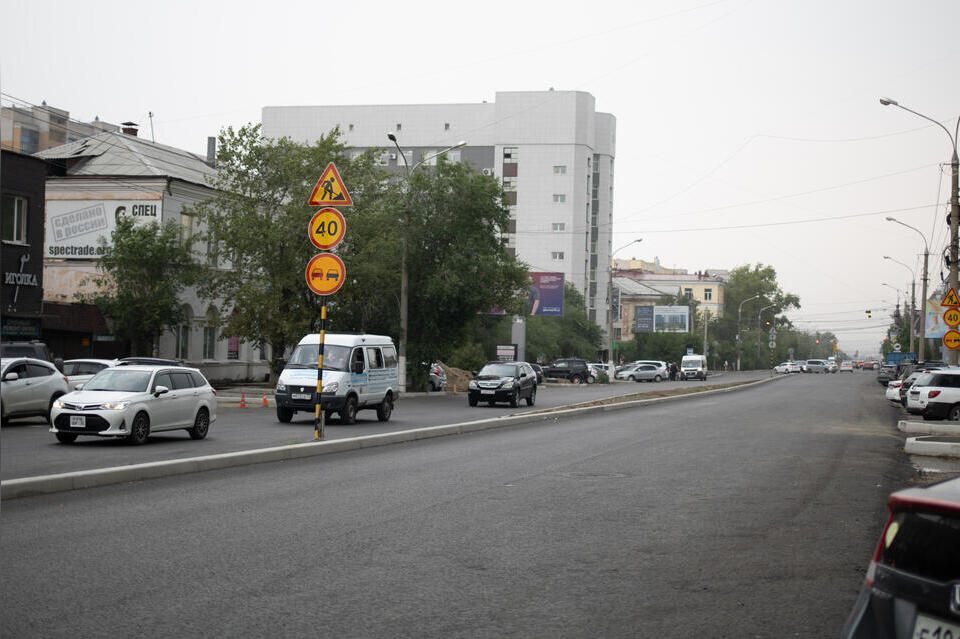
{"left": 542, "top": 358, "right": 591, "bottom": 384}
{"left": 0, "top": 341, "right": 63, "bottom": 372}
{"left": 468, "top": 361, "right": 537, "bottom": 407}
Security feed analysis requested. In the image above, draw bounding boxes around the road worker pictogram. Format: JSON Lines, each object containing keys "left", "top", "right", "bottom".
{"left": 307, "top": 162, "right": 353, "bottom": 206}
{"left": 942, "top": 288, "right": 960, "bottom": 307}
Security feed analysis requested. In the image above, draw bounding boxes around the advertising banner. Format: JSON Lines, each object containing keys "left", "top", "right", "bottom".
{"left": 926, "top": 298, "right": 947, "bottom": 339}
{"left": 654, "top": 305, "right": 690, "bottom": 332}
{"left": 634, "top": 305, "right": 654, "bottom": 333}
{"left": 45, "top": 199, "right": 163, "bottom": 259}
{"left": 526, "top": 272, "right": 564, "bottom": 316}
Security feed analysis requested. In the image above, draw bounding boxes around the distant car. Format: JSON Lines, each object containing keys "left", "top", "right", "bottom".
{"left": 1, "top": 357, "right": 70, "bottom": 424}
{"left": 839, "top": 360, "right": 854, "bottom": 372}
{"left": 50, "top": 365, "right": 217, "bottom": 445}
{"left": 885, "top": 379, "right": 903, "bottom": 403}
{"left": 877, "top": 364, "right": 896, "bottom": 385}
{"left": 631, "top": 363, "right": 665, "bottom": 382}
{"left": 786, "top": 361, "right": 802, "bottom": 373}
{"left": 774, "top": 362, "right": 791, "bottom": 374}
{"left": 804, "top": 359, "right": 828, "bottom": 374}
{"left": 542, "top": 358, "right": 591, "bottom": 384}
{"left": 615, "top": 364, "right": 642, "bottom": 381}
{"left": 842, "top": 476, "right": 960, "bottom": 639}
{"left": 468, "top": 361, "right": 537, "bottom": 408}
{"left": 62, "top": 358, "right": 118, "bottom": 391}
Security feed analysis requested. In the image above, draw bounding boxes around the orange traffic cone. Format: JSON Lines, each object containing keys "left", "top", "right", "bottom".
{"left": 262, "top": 393, "right": 268, "bottom": 407}
{"left": 239, "top": 392, "right": 247, "bottom": 408}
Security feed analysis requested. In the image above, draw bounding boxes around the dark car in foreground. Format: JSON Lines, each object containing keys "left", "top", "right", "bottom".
{"left": 468, "top": 361, "right": 537, "bottom": 407}
{"left": 843, "top": 476, "right": 960, "bottom": 638}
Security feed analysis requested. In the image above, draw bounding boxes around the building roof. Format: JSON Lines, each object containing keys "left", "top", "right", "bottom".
{"left": 36, "top": 131, "right": 215, "bottom": 186}
{"left": 614, "top": 269, "right": 726, "bottom": 283}
{"left": 613, "top": 277, "right": 675, "bottom": 297}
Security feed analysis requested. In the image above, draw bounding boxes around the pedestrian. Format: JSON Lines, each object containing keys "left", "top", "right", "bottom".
{"left": 723, "top": 360, "right": 729, "bottom": 372}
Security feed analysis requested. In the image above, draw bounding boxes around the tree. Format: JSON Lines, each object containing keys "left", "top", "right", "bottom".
{"left": 191, "top": 124, "right": 389, "bottom": 377}
{"left": 525, "top": 283, "right": 605, "bottom": 362}
{"left": 723, "top": 264, "right": 801, "bottom": 369}
{"left": 80, "top": 215, "right": 200, "bottom": 355}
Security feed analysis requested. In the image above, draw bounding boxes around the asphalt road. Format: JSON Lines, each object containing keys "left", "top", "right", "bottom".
{"left": 1, "top": 371, "right": 914, "bottom": 637}
{"left": 0, "top": 372, "right": 769, "bottom": 480}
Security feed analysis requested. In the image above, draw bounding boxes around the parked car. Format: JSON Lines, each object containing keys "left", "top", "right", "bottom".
{"left": 839, "top": 360, "right": 854, "bottom": 372}
{"left": 615, "top": 363, "right": 642, "bottom": 381}
{"left": 1, "top": 357, "right": 70, "bottom": 424}
{"left": 116, "top": 356, "right": 184, "bottom": 367}
{"left": 877, "top": 364, "right": 896, "bottom": 385}
{"left": 907, "top": 369, "right": 960, "bottom": 420}
{"left": 467, "top": 361, "right": 537, "bottom": 407}
{"left": 50, "top": 365, "right": 217, "bottom": 445}
{"left": 62, "top": 358, "right": 118, "bottom": 391}
{"left": 427, "top": 362, "right": 446, "bottom": 391}
{"left": 541, "top": 358, "right": 591, "bottom": 384}
{"left": 842, "top": 476, "right": 960, "bottom": 638}
{"left": 630, "top": 363, "right": 665, "bottom": 382}
{"left": 900, "top": 367, "right": 942, "bottom": 407}
{"left": 885, "top": 378, "right": 904, "bottom": 403}
{"left": 0, "top": 340, "right": 63, "bottom": 371}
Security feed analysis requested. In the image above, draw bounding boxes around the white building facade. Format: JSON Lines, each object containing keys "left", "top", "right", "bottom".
{"left": 262, "top": 90, "right": 617, "bottom": 329}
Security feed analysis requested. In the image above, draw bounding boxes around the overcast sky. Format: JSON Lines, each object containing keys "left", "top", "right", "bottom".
{"left": 3, "top": 0, "right": 958, "bottom": 356}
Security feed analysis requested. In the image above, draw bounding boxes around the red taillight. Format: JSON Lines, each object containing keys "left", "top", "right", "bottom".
{"left": 928, "top": 390, "right": 941, "bottom": 398}
{"left": 212, "top": 389, "right": 217, "bottom": 396}
{"left": 865, "top": 512, "right": 896, "bottom": 587}
{"left": 890, "top": 381, "right": 901, "bottom": 388}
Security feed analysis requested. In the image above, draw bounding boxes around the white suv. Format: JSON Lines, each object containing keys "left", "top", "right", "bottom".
{"left": 1, "top": 357, "right": 70, "bottom": 423}
{"left": 908, "top": 369, "right": 960, "bottom": 420}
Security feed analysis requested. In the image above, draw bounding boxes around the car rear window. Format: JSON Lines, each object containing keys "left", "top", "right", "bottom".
{"left": 880, "top": 510, "right": 960, "bottom": 582}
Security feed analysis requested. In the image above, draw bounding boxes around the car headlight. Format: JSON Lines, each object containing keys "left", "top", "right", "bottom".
{"left": 501, "top": 380, "right": 514, "bottom": 389}
{"left": 53, "top": 399, "right": 65, "bottom": 409}
{"left": 322, "top": 381, "right": 339, "bottom": 393}
{"left": 101, "top": 401, "right": 129, "bottom": 410}
{"left": 468, "top": 380, "right": 478, "bottom": 389}
{"left": 276, "top": 383, "right": 287, "bottom": 392}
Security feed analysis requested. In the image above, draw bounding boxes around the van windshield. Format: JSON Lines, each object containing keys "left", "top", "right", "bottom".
{"left": 681, "top": 357, "right": 702, "bottom": 367}
{"left": 287, "top": 344, "right": 350, "bottom": 371}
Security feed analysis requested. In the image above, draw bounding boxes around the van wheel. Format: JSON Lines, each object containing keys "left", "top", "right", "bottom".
{"left": 276, "top": 406, "right": 293, "bottom": 423}
{"left": 340, "top": 397, "right": 357, "bottom": 425}
{"left": 376, "top": 397, "right": 393, "bottom": 422}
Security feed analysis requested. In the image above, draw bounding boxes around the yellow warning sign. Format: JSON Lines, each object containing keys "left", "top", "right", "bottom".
{"left": 942, "top": 288, "right": 960, "bottom": 307}
{"left": 307, "top": 162, "right": 352, "bottom": 206}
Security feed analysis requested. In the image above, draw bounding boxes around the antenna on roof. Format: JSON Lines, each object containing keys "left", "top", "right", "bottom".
{"left": 148, "top": 111, "right": 155, "bottom": 142}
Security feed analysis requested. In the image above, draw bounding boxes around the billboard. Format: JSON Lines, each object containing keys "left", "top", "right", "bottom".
{"left": 45, "top": 199, "right": 162, "bottom": 259}
{"left": 925, "top": 298, "right": 947, "bottom": 339}
{"left": 634, "top": 305, "right": 654, "bottom": 333}
{"left": 526, "top": 272, "right": 564, "bottom": 316}
{"left": 654, "top": 305, "right": 690, "bottom": 332}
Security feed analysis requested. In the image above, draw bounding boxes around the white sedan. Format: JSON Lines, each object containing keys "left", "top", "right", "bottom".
{"left": 774, "top": 362, "right": 791, "bottom": 374}
{"left": 50, "top": 365, "right": 217, "bottom": 445}
{"left": 885, "top": 379, "right": 903, "bottom": 403}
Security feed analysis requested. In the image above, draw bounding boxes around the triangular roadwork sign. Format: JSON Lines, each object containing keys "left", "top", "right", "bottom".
{"left": 308, "top": 162, "right": 353, "bottom": 206}
{"left": 942, "top": 287, "right": 960, "bottom": 307}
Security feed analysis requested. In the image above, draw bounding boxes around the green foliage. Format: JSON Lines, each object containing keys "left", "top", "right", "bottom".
{"left": 525, "top": 283, "right": 605, "bottom": 362}
{"left": 629, "top": 331, "right": 699, "bottom": 363}
{"left": 79, "top": 216, "right": 200, "bottom": 355}
{"left": 448, "top": 341, "right": 487, "bottom": 372}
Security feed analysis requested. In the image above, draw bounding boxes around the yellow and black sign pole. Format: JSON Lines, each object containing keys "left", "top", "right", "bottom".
{"left": 305, "top": 165, "right": 351, "bottom": 441}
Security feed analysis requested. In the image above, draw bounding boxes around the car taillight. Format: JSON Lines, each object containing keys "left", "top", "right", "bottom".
{"left": 211, "top": 389, "right": 217, "bottom": 396}
{"left": 890, "top": 381, "right": 901, "bottom": 388}
{"left": 928, "top": 390, "right": 941, "bottom": 398}
{"left": 865, "top": 512, "right": 897, "bottom": 587}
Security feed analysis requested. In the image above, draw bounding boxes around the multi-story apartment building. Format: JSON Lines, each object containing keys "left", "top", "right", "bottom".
{"left": 1, "top": 101, "right": 118, "bottom": 155}
{"left": 262, "top": 90, "right": 616, "bottom": 328}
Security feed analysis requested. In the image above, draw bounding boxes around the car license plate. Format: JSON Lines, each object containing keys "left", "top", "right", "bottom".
{"left": 912, "top": 613, "right": 960, "bottom": 638}
{"left": 480, "top": 390, "right": 494, "bottom": 395}
{"left": 69, "top": 415, "right": 85, "bottom": 428}
{"left": 291, "top": 393, "right": 312, "bottom": 400}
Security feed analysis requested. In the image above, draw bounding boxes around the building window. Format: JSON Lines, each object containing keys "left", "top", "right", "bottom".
{"left": 553, "top": 165, "right": 567, "bottom": 175}
{"left": 203, "top": 307, "right": 218, "bottom": 359}
{"left": 206, "top": 231, "right": 219, "bottom": 267}
{"left": 446, "top": 150, "right": 461, "bottom": 163}
{"left": 704, "top": 288, "right": 712, "bottom": 301}
{"left": 503, "top": 147, "right": 517, "bottom": 161}
{"left": 19, "top": 128, "right": 39, "bottom": 154}
{"left": 444, "top": 123, "right": 450, "bottom": 131}
{"left": 551, "top": 251, "right": 565, "bottom": 261}
{"left": 552, "top": 194, "right": 566, "bottom": 203}
{"left": 1, "top": 195, "right": 28, "bottom": 244}
{"left": 396, "top": 123, "right": 402, "bottom": 131}
{"left": 348, "top": 124, "right": 354, "bottom": 131}
{"left": 374, "top": 152, "right": 389, "bottom": 166}
{"left": 684, "top": 288, "right": 693, "bottom": 298}
{"left": 180, "top": 214, "right": 194, "bottom": 246}
{"left": 552, "top": 222, "right": 565, "bottom": 232}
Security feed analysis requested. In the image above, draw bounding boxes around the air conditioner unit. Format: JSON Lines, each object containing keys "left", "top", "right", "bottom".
{"left": 389, "top": 153, "right": 397, "bottom": 160}
{"left": 482, "top": 168, "right": 494, "bottom": 176}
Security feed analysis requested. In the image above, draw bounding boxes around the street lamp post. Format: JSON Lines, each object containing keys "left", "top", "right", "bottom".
{"left": 880, "top": 97, "right": 960, "bottom": 365}
{"left": 884, "top": 255, "right": 916, "bottom": 354}
{"left": 886, "top": 217, "right": 930, "bottom": 361}
{"left": 737, "top": 294, "right": 761, "bottom": 371}
{"left": 387, "top": 134, "right": 467, "bottom": 392}
{"left": 608, "top": 239, "right": 643, "bottom": 368}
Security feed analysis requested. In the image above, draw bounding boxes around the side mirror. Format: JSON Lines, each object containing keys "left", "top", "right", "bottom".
{"left": 3, "top": 372, "right": 19, "bottom": 382}
{"left": 75, "top": 383, "right": 85, "bottom": 391}
{"left": 154, "top": 384, "right": 170, "bottom": 397}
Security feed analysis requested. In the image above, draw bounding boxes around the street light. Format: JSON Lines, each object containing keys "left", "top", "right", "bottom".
{"left": 880, "top": 97, "right": 960, "bottom": 364}
{"left": 737, "top": 293, "right": 761, "bottom": 371}
{"left": 756, "top": 302, "right": 776, "bottom": 368}
{"left": 387, "top": 134, "right": 467, "bottom": 392}
{"left": 883, "top": 255, "right": 916, "bottom": 354}
{"left": 885, "top": 217, "right": 930, "bottom": 361}
{"left": 609, "top": 238, "right": 643, "bottom": 366}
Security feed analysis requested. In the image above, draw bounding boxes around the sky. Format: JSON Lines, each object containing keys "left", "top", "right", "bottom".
{"left": 2, "top": 0, "right": 959, "bottom": 357}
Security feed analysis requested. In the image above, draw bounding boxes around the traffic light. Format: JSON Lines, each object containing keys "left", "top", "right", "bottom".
{"left": 866, "top": 309, "right": 872, "bottom": 318}
{"left": 815, "top": 339, "right": 820, "bottom": 344}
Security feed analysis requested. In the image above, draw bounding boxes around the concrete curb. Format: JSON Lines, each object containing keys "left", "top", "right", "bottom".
{"left": 904, "top": 436, "right": 960, "bottom": 459}
{"left": 897, "top": 420, "right": 960, "bottom": 436}
{"left": 1, "top": 375, "right": 783, "bottom": 500}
